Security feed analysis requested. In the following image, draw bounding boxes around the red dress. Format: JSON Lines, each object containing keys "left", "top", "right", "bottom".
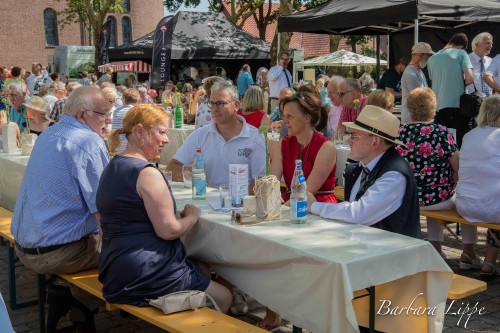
{"left": 237, "top": 110, "right": 265, "bottom": 128}
{"left": 281, "top": 131, "right": 337, "bottom": 203}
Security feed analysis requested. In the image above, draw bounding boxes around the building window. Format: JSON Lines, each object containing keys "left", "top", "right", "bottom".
{"left": 122, "top": 0, "right": 130, "bottom": 12}
{"left": 44, "top": 8, "right": 59, "bottom": 47}
{"left": 107, "top": 16, "right": 117, "bottom": 48}
{"left": 122, "top": 17, "right": 132, "bottom": 45}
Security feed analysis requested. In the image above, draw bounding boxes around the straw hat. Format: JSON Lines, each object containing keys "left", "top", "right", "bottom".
{"left": 343, "top": 105, "right": 404, "bottom": 145}
{"left": 23, "top": 96, "right": 48, "bottom": 114}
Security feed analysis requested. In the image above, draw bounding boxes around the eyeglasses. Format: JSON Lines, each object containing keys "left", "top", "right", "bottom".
{"left": 280, "top": 58, "right": 290, "bottom": 62}
{"left": 337, "top": 91, "right": 352, "bottom": 98}
{"left": 208, "top": 100, "right": 233, "bottom": 108}
{"left": 345, "top": 132, "right": 373, "bottom": 140}
{"left": 89, "top": 109, "right": 113, "bottom": 118}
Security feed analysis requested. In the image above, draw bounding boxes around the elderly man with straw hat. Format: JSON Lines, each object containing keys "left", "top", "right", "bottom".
{"left": 307, "top": 105, "right": 420, "bottom": 238}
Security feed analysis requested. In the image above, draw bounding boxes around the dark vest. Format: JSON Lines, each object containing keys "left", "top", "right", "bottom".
{"left": 344, "top": 147, "right": 421, "bottom": 238}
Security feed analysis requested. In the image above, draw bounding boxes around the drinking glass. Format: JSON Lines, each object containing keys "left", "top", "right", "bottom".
{"left": 162, "top": 170, "right": 173, "bottom": 182}
{"left": 219, "top": 184, "right": 230, "bottom": 208}
{"left": 182, "top": 165, "right": 193, "bottom": 188}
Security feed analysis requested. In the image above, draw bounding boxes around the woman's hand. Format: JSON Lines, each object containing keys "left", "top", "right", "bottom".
{"left": 180, "top": 204, "right": 201, "bottom": 220}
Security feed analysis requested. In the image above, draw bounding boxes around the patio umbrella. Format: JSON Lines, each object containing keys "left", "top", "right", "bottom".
{"left": 296, "top": 50, "right": 387, "bottom": 67}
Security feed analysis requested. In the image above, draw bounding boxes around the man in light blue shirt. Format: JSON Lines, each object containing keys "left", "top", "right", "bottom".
{"left": 11, "top": 86, "right": 111, "bottom": 328}
{"left": 6, "top": 81, "right": 28, "bottom": 133}
{"left": 466, "top": 32, "right": 493, "bottom": 96}
{"left": 237, "top": 64, "right": 254, "bottom": 99}
{"left": 12, "top": 85, "right": 111, "bottom": 266}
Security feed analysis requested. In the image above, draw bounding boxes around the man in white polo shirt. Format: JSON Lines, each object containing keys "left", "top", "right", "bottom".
{"left": 168, "top": 81, "right": 266, "bottom": 191}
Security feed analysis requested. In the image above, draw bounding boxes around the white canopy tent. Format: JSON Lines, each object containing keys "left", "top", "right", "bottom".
{"left": 296, "top": 50, "right": 387, "bottom": 67}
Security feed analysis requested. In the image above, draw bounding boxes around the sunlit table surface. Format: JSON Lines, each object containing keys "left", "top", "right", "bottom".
{"left": 0, "top": 150, "right": 29, "bottom": 210}
{"left": 172, "top": 184, "right": 453, "bottom": 333}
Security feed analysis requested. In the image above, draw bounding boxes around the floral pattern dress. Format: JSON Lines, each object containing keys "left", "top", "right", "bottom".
{"left": 397, "top": 123, "right": 458, "bottom": 207}
{"left": 194, "top": 98, "right": 212, "bottom": 129}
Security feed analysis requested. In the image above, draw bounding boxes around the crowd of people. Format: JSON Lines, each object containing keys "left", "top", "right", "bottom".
{"left": 1, "top": 30, "right": 499, "bottom": 332}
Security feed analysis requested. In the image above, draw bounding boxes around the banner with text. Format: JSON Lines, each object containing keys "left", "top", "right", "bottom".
{"left": 151, "top": 15, "right": 177, "bottom": 89}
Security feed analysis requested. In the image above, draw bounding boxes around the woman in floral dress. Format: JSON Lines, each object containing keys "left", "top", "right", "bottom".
{"left": 397, "top": 87, "right": 481, "bottom": 269}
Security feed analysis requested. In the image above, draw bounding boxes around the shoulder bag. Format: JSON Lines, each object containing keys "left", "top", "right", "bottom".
{"left": 459, "top": 83, "right": 483, "bottom": 118}
{"left": 148, "top": 290, "right": 220, "bottom": 315}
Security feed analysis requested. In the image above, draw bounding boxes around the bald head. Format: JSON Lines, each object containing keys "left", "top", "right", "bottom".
{"left": 63, "top": 86, "right": 108, "bottom": 117}
{"left": 278, "top": 87, "right": 294, "bottom": 100}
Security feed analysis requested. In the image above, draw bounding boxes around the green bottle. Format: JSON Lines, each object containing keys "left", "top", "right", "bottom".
{"left": 174, "top": 92, "right": 182, "bottom": 128}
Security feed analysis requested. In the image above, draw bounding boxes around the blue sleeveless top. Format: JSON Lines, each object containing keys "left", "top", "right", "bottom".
{"left": 97, "top": 155, "right": 209, "bottom": 306}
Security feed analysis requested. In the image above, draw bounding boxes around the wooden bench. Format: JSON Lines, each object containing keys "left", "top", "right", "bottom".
{"left": 448, "top": 274, "right": 487, "bottom": 300}
{"left": 0, "top": 207, "right": 39, "bottom": 310}
{"left": 334, "top": 186, "right": 500, "bottom": 231}
{"left": 59, "top": 269, "right": 267, "bottom": 333}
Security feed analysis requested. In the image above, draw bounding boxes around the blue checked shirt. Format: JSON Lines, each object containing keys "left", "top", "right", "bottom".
{"left": 11, "top": 115, "right": 109, "bottom": 248}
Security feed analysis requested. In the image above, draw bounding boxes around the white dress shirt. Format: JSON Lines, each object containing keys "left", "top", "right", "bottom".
{"left": 173, "top": 115, "right": 266, "bottom": 188}
{"left": 311, "top": 151, "right": 406, "bottom": 225}
{"left": 268, "top": 65, "right": 292, "bottom": 98}
{"left": 466, "top": 52, "right": 492, "bottom": 94}
{"left": 485, "top": 54, "right": 500, "bottom": 86}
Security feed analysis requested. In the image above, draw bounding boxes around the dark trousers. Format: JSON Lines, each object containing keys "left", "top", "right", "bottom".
{"left": 434, "top": 107, "right": 475, "bottom": 148}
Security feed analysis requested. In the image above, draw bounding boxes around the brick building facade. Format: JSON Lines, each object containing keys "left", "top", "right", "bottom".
{"left": 0, "top": 0, "right": 164, "bottom": 71}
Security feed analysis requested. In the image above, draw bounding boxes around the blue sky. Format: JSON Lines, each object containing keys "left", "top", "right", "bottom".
{"left": 164, "top": 0, "right": 211, "bottom": 15}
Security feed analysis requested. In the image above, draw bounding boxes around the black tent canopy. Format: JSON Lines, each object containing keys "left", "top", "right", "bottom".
{"left": 109, "top": 11, "right": 271, "bottom": 62}
{"left": 278, "top": 0, "right": 500, "bottom": 36}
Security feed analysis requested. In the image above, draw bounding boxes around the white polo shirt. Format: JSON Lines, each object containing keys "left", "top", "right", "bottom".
{"left": 173, "top": 116, "right": 266, "bottom": 188}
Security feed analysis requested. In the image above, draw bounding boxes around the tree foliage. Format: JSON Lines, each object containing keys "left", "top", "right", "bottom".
{"left": 56, "top": 0, "right": 124, "bottom": 66}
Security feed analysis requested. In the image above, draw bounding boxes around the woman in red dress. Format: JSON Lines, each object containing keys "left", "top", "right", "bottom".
{"left": 259, "top": 91, "right": 337, "bottom": 330}
{"left": 237, "top": 86, "right": 270, "bottom": 129}
{"left": 271, "top": 91, "right": 337, "bottom": 204}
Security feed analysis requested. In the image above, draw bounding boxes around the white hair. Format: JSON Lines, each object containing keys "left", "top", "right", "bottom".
{"left": 472, "top": 32, "right": 493, "bottom": 51}
{"left": 211, "top": 81, "right": 238, "bottom": 101}
{"left": 328, "top": 75, "right": 345, "bottom": 87}
{"left": 7, "top": 81, "right": 28, "bottom": 95}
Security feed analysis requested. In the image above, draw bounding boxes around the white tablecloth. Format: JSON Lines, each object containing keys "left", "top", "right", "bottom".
{"left": 173, "top": 187, "right": 453, "bottom": 333}
{"left": 336, "top": 144, "right": 351, "bottom": 186}
{"left": 160, "top": 125, "right": 195, "bottom": 165}
{"left": 0, "top": 152, "right": 453, "bottom": 333}
{"left": 0, "top": 151, "right": 28, "bottom": 210}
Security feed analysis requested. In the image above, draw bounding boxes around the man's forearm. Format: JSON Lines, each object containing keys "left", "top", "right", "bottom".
{"left": 167, "top": 159, "right": 183, "bottom": 181}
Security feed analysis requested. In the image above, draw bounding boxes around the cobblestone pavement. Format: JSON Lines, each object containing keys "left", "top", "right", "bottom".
{"left": 1, "top": 218, "right": 499, "bottom": 333}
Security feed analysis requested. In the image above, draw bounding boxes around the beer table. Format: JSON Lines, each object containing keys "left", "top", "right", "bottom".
{"left": 172, "top": 185, "right": 453, "bottom": 333}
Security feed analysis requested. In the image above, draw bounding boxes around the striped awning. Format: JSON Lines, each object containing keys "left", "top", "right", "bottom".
{"left": 98, "top": 60, "right": 151, "bottom": 73}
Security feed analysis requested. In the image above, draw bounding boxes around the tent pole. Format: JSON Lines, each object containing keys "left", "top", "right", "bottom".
{"left": 277, "top": 32, "right": 281, "bottom": 66}
{"left": 376, "top": 35, "right": 380, "bottom": 84}
{"left": 414, "top": 19, "right": 419, "bottom": 43}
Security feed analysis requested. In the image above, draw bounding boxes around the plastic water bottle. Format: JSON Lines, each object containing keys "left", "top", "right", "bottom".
{"left": 290, "top": 159, "right": 307, "bottom": 224}
{"left": 192, "top": 146, "right": 206, "bottom": 200}
{"left": 174, "top": 93, "right": 183, "bottom": 128}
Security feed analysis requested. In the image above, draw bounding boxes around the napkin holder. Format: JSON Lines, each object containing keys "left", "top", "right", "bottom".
{"left": 20, "top": 132, "right": 37, "bottom": 156}
{"left": 1, "top": 123, "right": 18, "bottom": 153}
{"left": 254, "top": 175, "right": 281, "bottom": 221}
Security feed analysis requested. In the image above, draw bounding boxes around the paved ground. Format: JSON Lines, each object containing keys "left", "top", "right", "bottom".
{"left": 1, "top": 219, "right": 499, "bottom": 333}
